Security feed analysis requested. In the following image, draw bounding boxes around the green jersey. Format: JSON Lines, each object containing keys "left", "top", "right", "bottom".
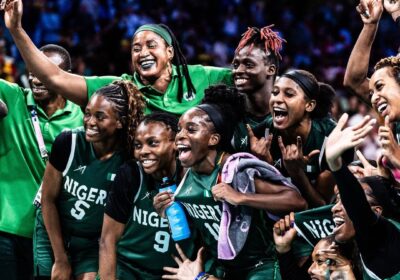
{"left": 266, "top": 117, "right": 337, "bottom": 183}
{"left": 113, "top": 163, "right": 195, "bottom": 278}
{"left": 232, "top": 115, "right": 272, "bottom": 153}
{"left": 175, "top": 161, "right": 277, "bottom": 273}
{"left": 58, "top": 129, "right": 125, "bottom": 237}
{"left": 85, "top": 65, "right": 232, "bottom": 115}
{"left": 0, "top": 80, "right": 83, "bottom": 237}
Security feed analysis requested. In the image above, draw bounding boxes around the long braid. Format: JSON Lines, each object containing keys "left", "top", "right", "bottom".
{"left": 235, "top": 26, "right": 286, "bottom": 67}
{"left": 94, "top": 80, "right": 145, "bottom": 157}
{"left": 159, "top": 24, "right": 196, "bottom": 102}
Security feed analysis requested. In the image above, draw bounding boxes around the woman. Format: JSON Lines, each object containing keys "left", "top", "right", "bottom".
{"left": 99, "top": 112, "right": 197, "bottom": 279}
{"left": 325, "top": 113, "right": 400, "bottom": 279}
{"left": 41, "top": 81, "right": 145, "bottom": 279}
{"left": 4, "top": 0, "right": 232, "bottom": 115}
{"left": 155, "top": 84, "right": 306, "bottom": 279}
{"left": 253, "top": 69, "right": 337, "bottom": 208}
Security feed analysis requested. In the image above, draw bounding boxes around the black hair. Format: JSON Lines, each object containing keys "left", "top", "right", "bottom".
{"left": 282, "top": 69, "right": 335, "bottom": 119}
{"left": 200, "top": 84, "right": 246, "bottom": 151}
{"left": 319, "top": 236, "right": 363, "bottom": 280}
{"left": 93, "top": 80, "right": 145, "bottom": 156}
{"left": 235, "top": 26, "right": 285, "bottom": 76}
{"left": 157, "top": 24, "right": 196, "bottom": 102}
{"left": 39, "top": 44, "right": 71, "bottom": 71}
{"left": 141, "top": 111, "right": 179, "bottom": 137}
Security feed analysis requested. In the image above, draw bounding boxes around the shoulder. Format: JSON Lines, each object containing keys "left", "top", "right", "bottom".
{"left": 311, "top": 117, "right": 336, "bottom": 136}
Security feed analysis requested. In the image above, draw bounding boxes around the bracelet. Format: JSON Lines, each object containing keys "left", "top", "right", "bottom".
{"left": 195, "top": 272, "right": 210, "bottom": 280}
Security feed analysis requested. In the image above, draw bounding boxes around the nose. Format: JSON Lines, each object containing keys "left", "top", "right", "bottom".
{"left": 331, "top": 201, "right": 342, "bottom": 214}
{"left": 370, "top": 91, "right": 379, "bottom": 107}
{"left": 233, "top": 63, "right": 245, "bottom": 75}
{"left": 307, "top": 262, "right": 317, "bottom": 277}
{"left": 139, "top": 144, "right": 150, "bottom": 156}
{"left": 176, "top": 128, "right": 186, "bottom": 142}
{"left": 85, "top": 115, "right": 96, "bottom": 127}
{"left": 140, "top": 46, "right": 150, "bottom": 57}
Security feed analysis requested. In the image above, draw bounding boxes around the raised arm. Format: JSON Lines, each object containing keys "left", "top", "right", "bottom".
{"left": 4, "top": 0, "right": 88, "bottom": 106}
{"left": 343, "top": 0, "right": 383, "bottom": 104}
{"left": 41, "top": 162, "right": 72, "bottom": 280}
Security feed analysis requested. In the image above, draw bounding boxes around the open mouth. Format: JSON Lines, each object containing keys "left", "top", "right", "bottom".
{"left": 234, "top": 78, "right": 248, "bottom": 86}
{"left": 86, "top": 128, "right": 99, "bottom": 137}
{"left": 273, "top": 107, "right": 288, "bottom": 123}
{"left": 177, "top": 144, "right": 192, "bottom": 162}
{"left": 141, "top": 159, "right": 157, "bottom": 168}
{"left": 377, "top": 102, "right": 388, "bottom": 116}
{"left": 332, "top": 216, "right": 345, "bottom": 233}
{"left": 32, "top": 88, "right": 48, "bottom": 95}
{"left": 140, "top": 59, "right": 156, "bottom": 70}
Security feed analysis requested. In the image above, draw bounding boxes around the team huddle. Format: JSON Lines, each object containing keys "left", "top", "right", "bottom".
{"left": 1, "top": 0, "right": 400, "bottom": 280}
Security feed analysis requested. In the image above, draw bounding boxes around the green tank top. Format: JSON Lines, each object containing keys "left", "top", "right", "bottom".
{"left": 58, "top": 129, "right": 125, "bottom": 237}
{"left": 175, "top": 154, "right": 276, "bottom": 271}
{"left": 116, "top": 165, "right": 195, "bottom": 275}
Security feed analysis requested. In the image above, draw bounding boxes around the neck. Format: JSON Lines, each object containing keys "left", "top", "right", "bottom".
{"left": 37, "top": 95, "right": 66, "bottom": 117}
{"left": 140, "top": 64, "right": 172, "bottom": 93}
{"left": 153, "top": 160, "right": 177, "bottom": 181}
{"left": 92, "top": 136, "right": 122, "bottom": 161}
{"left": 280, "top": 118, "right": 312, "bottom": 144}
{"left": 192, "top": 149, "right": 218, "bottom": 175}
{"left": 245, "top": 81, "right": 273, "bottom": 117}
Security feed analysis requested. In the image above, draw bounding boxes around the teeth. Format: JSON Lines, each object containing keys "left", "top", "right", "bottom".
{"left": 273, "top": 107, "right": 286, "bottom": 112}
{"left": 235, "top": 78, "right": 247, "bottom": 85}
{"left": 140, "top": 60, "right": 155, "bottom": 69}
{"left": 142, "top": 159, "right": 156, "bottom": 165}
{"left": 177, "top": 144, "right": 189, "bottom": 149}
{"left": 333, "top": 217, "right": 345, "bottom": 226}
{"left": 377, "top": 103, "right": 388, "bottom": 113}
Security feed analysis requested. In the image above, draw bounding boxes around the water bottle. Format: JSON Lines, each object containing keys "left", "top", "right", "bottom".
{"left": 159, "top": 177, "right": 191, "bottom": 241}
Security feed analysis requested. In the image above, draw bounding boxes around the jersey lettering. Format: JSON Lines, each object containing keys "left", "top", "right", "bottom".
{"left": 64, "top": 175, "right": 107, "bottom": 206}
{"left": 132, "top": 206, "right": 169, "bottom": 228}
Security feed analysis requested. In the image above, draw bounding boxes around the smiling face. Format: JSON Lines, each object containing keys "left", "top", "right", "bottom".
{"left": 134, "top": 121, "right": 176, "bottom": 178}
{"left": 83, "top": 95, "right": 122, "bottom": 143}
{"left": 29, "top": 51, "right": 65, "bottom": 102}
{"left": 370, "top": 67, "right": 400, "bottom": 122}
{"left": 176, "top": 108, "right": 219, "bottom": 168}
{"left": 269, "top": 77, "right": 315, "bottom": 130}
{"left": 331, "top": 187, "right": 356, "bottom": 243}
{"left": 308, "top": 239, "right": 331, "bottom": 280}
{"left": 131, "top": 30, "right": 174, "bottom": 83}
{"left": 232, "top": 46, "right": 275, "bottom": 94}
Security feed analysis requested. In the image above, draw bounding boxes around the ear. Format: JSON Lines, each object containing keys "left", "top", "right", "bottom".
{"left": 371, "top": 205, "right": 383, "bottom": 216}
{"left": 117, "top": 116, "right": 126, "bottom": 129}
{"left": 305, "top": 99, "right": 316, "bottom": 113}
{"left": 167, "top": 46, "right": 174, "bottom": 61}
{"left": 208, "top": 133, "right": 221, "bottom": 147}
{"left": 265, "top": 64, "right": 276, "bottom": 77}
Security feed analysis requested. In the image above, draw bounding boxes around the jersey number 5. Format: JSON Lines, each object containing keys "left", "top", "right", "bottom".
{"left": 71, "top": 200, "right": 90, "bottom": 220}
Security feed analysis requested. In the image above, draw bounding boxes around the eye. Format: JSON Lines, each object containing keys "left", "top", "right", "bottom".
{"left": 376, "top": 83, "right": 383, "bottom": 90}
{"left": 232, "top": 62, "right": 239, "bottom": 69}
{"left": 149, "top": 140, "right": 159, "bottom": 147}
{"left": 271, "top": 88, "right": 279, "bottom": 96}
{"left": 84, "top": 112, "right": 91, "bottom": 118}
{"left": 134, "top": 143, "right": 142, "bottom": 150}
{"left": 132, "top": 46, "right": 141, "bottom": 53}
{"left": 245, "top": 62, "right": 254, "bottom": 68}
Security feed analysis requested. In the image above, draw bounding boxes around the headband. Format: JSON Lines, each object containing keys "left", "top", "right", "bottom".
{"left": 134, "top": 24, "right": 172, "bottom": 46}
{"left": 282, "top": 70, "right": 318, "bottom": 99}
{"left": 196, "top": 104, "right": 225, "bottom": 135}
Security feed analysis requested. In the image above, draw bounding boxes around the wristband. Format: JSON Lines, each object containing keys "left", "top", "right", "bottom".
{"left": 195, "top": 272, "right": 206, "bottom": 280}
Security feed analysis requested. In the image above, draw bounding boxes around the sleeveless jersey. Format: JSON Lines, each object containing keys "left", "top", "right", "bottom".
{"left": 58, "top": 129, "right": 125, "bottom": 237}
{"left": 116, "top": 164, "right": 195, "bottom": 276}
{"left": 175, "top": 160, "right": 276, "bottom": 271}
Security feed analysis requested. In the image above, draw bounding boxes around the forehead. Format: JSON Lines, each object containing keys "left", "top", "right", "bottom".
{"left": 179, "top": 108, "right": 209, "bottom": 126}
{"left": 133, "top": 30, "right": 166, "bottom": 45}
{"left": 136, "top": 121, "right": 170, "bottom": 137}
{"left": 313, "top": 240, "right": 330, "bottom": 255}
{"left": 234, "top": 46, "right": 267, "bottom": 61}
{"left": 275, "top": 76, "right": 303, "bottom": 91}
{"left": 86, "top": 94, "right": 114, "bottom": 111}
{"left": 370, "top": 67, "right": 392, "bottom": 86}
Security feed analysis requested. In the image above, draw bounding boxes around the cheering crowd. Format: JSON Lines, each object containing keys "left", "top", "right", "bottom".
{"left": 1, "top": 0, "right": 400, "bottom": 279}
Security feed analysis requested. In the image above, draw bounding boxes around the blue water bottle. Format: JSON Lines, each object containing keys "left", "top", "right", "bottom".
{"left": 159, "top": 177, "right": 191, "bottom": 241}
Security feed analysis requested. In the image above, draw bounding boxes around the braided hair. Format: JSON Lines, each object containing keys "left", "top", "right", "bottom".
{"left": 93, "top": 80, "right": 145, "bottom": 155}
{"left": 141, "top": 111, "right": 179, "bottom": 138}
{"left": 157, "top": 24, "right": 196, "bottom": 102}
{"left": 235, "top": 25, "right": 285, "bottom": 74}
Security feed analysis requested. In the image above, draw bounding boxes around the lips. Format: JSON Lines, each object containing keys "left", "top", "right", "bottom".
{"left": 376, "top": 102, "right": 388, "bottom": 117}
{"left": 234, "top": 77, "right": 248, "bottom": 86}
{"left": 272, "top": 107, "right": 288, "bottom": 125}
{"left": 139, "top": 59, "right": 156, "bottom": 70}
{"left": 332, "top": 216, "right": 345, "bottom": 233}
{"left": 141, "top": 159, "right": 157, "bottom": 168}
{"left": 85, "top": 128, "right": 99, "bottom": 137}
{"left": 176, "top": 143, "right": 192, "bottom": 163}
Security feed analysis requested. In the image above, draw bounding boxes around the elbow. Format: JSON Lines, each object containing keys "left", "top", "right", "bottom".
{"left": 294, "top": 195, "right": 308, "bottom": 211}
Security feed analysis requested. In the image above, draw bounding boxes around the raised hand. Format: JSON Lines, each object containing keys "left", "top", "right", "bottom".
{"left": 211, "top": 182, "right": 242, "bottom": 205}
{"left": 318, "top": 243, "right": 356, "bottom": 280}
{"left": 247, "top": 124, "right": 273, "bottom": 164}
{"left": 384, "top": 0, "right": 400, "bottom": 20}
{"left": 348, "top": 149, "right": 379, "bottom": 177}
{"left": 278, "top": 136, "right": 320, "bottom": 174}
{"left": 356, "top": 0, "right": 383, "bottom": 24}
{"left": 3, "top": 0, "right": 22, "bottom": 31}
{"left": 378, "top": 116, "right": 400, "bottom": 169}
{"left": 326, "top": 113, "right": 375, "bottom": 171}
{"left": 153, "top": 190, "right": 174, "bottom": 218}
{"left": 273, "top": 212, "right": 297, "bottom": 254}
{"left": 163, "top": 245, "right": 205, "bottom": 280}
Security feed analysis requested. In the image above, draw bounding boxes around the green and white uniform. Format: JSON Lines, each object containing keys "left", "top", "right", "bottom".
{"left": 232, "top": 115, "right": 272, "bottom": 153}
{"left": 53, "top": 128, "right": 125, "bottom": 276}
{"left": 106, "top": 161, "right": 195, "bottom": 279}
{"left": 174, "top": 155, "right": 280, "bottom": 279}
{"left": 85, "top": 65, "right": 232, "bottom": 115}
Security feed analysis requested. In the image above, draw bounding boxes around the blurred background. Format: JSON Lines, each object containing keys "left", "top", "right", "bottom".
{"left": 1, "top": 0, "right": 398, "bottom": 158}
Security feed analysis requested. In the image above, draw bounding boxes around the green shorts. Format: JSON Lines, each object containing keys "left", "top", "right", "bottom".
{"left": 33, "top": 208, "right": 99, "bottom": 277}
{"left": 65, "top": 235, "right": 99, "bottom": 276}
{"left": 33, "top": 208, "right": 53, "bottom": 277}
{"left": 116, "top": 257, "right": 161, "bottom": 280}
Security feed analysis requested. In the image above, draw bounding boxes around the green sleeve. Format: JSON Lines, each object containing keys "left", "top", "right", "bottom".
{"left": 0, "top": 79, "right": 27, "bottom": 107}
{"left": 84, "top": 75, "right": 122, "bottom": 100}
{"left": 203, "top": 66, "right": 233, "bottom": 86}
